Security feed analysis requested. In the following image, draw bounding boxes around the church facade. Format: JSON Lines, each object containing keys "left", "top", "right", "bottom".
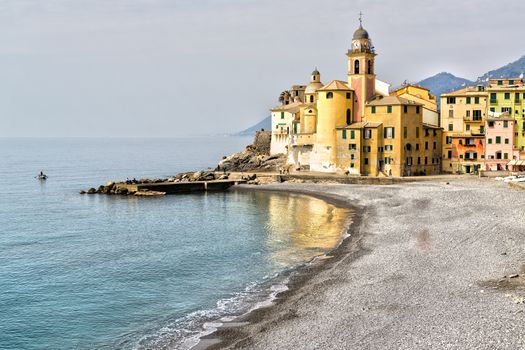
{"left": 270, "top": 21, "right": 443, "bottom": 176}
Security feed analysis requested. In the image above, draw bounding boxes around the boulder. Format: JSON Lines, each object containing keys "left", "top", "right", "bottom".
{"left": 134, "top": 190, "right": 166, "bottom": 196}
{"left": 79, "top": 190, "right": 86, "bottom": 194}
{"left": 87, "top": 188, "right": 97, "bottom": 194}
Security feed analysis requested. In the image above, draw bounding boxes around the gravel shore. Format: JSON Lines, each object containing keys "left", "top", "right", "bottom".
{"left": 203, "top": 177, "right": 525, "bottom": 350}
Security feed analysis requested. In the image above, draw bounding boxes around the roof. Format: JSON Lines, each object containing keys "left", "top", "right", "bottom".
{"left": 441, "top": 86, "right": 488, "bottom": 97}
{"left": 353, "top": 25, "right": 369, "bottom": 40}
{"left": 318, "top": 80, "right": 352, "bottom": 91}
{"left": 390, "top": 84, "right": 430, "bottom": 94}
{"left": 336, "top": 121, "right": 382, "bottom": 129}
{"left": 305, "top": 82, "right": 324, "bottom": 93}
{"left": 450, "top": 133, "right": 484, "bottom": 138}
{"left": 270, "top": 101, "right": 303, "bottom": 113}
{"left": 367, "top": 96, "right": 422, "bottom": 106}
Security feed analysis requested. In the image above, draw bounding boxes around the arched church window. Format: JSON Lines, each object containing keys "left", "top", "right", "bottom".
{"left": 346, "top": 109, "right": 352, "bottom": 125}
{"left": 326, "top": 92, "right": 333, "bottom": 99}
{"left": 310, "top": 95, "right": 314, "bottom": 103}
{"left": 354, "top": 60, "right": 360, "bottom": 74}
{"left": 367, "top": 60, "right": 372, "bottom": 74}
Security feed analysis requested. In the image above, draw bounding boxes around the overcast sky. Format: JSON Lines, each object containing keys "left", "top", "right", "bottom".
{"left": 2, "top": 0, "right": 525, "bottom": 137}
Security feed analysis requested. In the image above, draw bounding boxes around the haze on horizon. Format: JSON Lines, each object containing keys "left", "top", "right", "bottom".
{"left": 1, "top": 0, "right": 525, "bottom": 137}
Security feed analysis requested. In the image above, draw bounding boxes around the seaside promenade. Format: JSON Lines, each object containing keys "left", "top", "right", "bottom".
{"left": 204, "top": 177, "right": 525, "bottom": 349}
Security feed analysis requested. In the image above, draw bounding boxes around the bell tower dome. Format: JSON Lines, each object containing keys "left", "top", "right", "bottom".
{"left": 347, "top": 13, "right": 376, "bottom": 122}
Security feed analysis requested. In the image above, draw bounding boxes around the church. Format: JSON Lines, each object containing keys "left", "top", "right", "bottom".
{"left": 270, "top": 19, "right": 442, "bottom": 177}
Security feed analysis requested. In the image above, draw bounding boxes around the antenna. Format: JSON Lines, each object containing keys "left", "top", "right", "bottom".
{"left": 359, "top": 11, "right": 363, "bottom": 26}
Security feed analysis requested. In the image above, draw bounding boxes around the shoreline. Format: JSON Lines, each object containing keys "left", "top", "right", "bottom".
{"left": 194, "top": 179, "right": 525, "bottom": 349}
{"left": 192, "top": 185, "right": 368, "bottom": 350}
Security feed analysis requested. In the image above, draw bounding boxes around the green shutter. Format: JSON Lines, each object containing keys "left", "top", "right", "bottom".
{"left": 350, "top": 130, "right": 355, "bottom": 139}
{"left": 342, "top": 130, "right": 347, "bottom": 139}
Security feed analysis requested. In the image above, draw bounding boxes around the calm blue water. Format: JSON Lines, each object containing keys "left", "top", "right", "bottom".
{"left": 0, "top": 138, "right": 349, "bottom": 350}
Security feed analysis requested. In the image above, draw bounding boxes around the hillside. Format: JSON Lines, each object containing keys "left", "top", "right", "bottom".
{"left": 234, "top": 116, "right": 271, "bottom": 136}
{"left": 476, "top": 55, "right": 525, "bottom": 82}
{"left": 416, "top": 72, "right": 474, "bottom": 97}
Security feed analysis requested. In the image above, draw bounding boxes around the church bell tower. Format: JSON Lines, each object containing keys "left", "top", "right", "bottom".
{"left": 347, "top": 14, "right": 376, "bottom": 122}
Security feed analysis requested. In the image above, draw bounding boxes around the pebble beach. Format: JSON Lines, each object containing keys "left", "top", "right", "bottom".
{"left": 202, "top": 178, "right": 525, "bottom": 350}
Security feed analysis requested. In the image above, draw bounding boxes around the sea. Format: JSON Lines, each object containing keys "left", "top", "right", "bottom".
{"left": 0, "top": 137, "right": 350, "bottom": 350}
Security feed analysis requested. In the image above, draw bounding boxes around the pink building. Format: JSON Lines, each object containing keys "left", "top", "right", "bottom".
{"left": 484, "top": 117, "right": 517, "bottom": 171}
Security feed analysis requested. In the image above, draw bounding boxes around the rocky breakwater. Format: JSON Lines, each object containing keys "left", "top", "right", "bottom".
{"left": 217, "top": 144, "right": 286, "bottom": 172}
{"left": 79, "top": 171, "right": 260, "bottom": 196}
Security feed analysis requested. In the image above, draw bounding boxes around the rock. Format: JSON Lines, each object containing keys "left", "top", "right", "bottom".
{"left": 105, "top": 181, "right": 115, "bottom": 189}
{"left": 218, "top": 174, "right": 229, "bottom": 180}
{"left": 79, "top": 190, "right": 86, "bottom": 194}
{"left": 87, "top": 188, "right": 97, "bottom": 194}
{"left": 247, "top": 179, "right": 260, "bottom": 185}
{"left": 509, "top": 274, "right": 519, "bottom": 279}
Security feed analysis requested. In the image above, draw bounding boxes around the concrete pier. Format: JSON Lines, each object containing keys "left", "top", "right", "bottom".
{"left": 114, "top": 179, "right": 246, "bottom": 195}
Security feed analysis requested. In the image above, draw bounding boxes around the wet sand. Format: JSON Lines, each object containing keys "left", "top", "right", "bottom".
{"left": 201, "top": 178, "right": 525, "bottom": 350}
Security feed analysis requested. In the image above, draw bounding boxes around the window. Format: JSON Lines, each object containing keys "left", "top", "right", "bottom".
{"left": 349, "top": 144, "right": 357, "bottom": 150}
{"left": 351, "top": 154, "right": 355, "bottom": 160}
{"left": 364, "top": 158, "right": 369, "bottom": 165}
{"left": 466, "top": 97, "right": 471, "bottom": 104}
{"left": 367, "top": 60, "right": 372, "bottom": 74}
{"left": 475, "top": 97, "right": 480, "bottom": 104}
{"left": 448, "top": 150, "right": 452, "bottom": 159}
{"left": 425, "top": 129, "right": 430, "bottom": 137}
{"left": 490, "top": 107, "right": 495, "bottom": 113}
{"left": 384, "top": 127, "right": 395, "bottom": 138}
{"left": 326, "top": 92, "right": 333, "bottom": 99}
{"left": 488, "top": 121, "right": 495, "bottom": 127}
{"left": 433, "top": 142, "right": 437, "bottom": 150}
{"left": 309, "top": 95, "right": 314, "bottom": 103}
{"left": 346, "top": 92, "right": 351, "bottom": 99}
{"left": 490, "top": 93, "right": 497, "bottom": 102}
{"left": 385, "top": 157, "right": 391, "bottom": 165}
{"left": 363, "top": 146, "right": 371, "bottom": 152}
{"left": 417, "top": 157, "right": 421, "bottom": 165}
{"left": 425, "top": 157, "right": 428, "bottom": 165}
{"left": 466, "top": 124, "right": 470, "bottom": 131}
{"left": 503, "top": 120, "right": 508, "bottom": 128}
{"left": 350, "top": 163, "right": 354, "bottom": 168}
{"left": 346, "top": 109, "right": 352, "bottom": 125}
{"left": 371, "top": 106, "right": 376, "bottom": 114}
{"left": 416, "top": 143, "right": 420, "bottom": 150}
{"left": 281, "top": 112, "right": 284, "bottom": 119}
{"left": 488, "top": 138, "right": 492, "bottom": 144}
{"left": 350, "top": 130, "right": 355, "bottom": 139}
{"left": 496, "top": 136, "right": 501, "bottom": 144}
{"left": 498, "top": 80, "right": 503, "bottom": 86}
{"left": 387, "top": 106, "right": 392, "bottom": 113}
{"left": 354, "top": 60, "right": 360, "bottom": 74}
{"left": 473, "top": 110, "right": 482, "bottom": 120}
{"left": 446, "top": 136, "right": 452, "bottom": 144}
{"left": 406, "top": 157, "right": 413, "bottom": 166}
{"left": 509, "top": 80, "right": 514, "bottom": 85}
{"left": 416, "top": 106, "right": 420, "bottom": 114}
{"left": 416, "top": 127, "right": 419, "bottom": 138}
{"left": 466, "top": 110, "right": 471, "bottom": 117}
{"left": 459, "top": 140, "right": 462, "bottom": 145}
{"left": 364, "top": 129, "right": 372, "bottom": 139}
{"left": 433, "top": 130, "right": 437, "bottom": 136}
{"left": 448, "top": 124, "right": 453, "bottom": 131}
{"left": 342, "top": 130, "right": 347, "bottom": 139}
{"left": 425, "top": 141, "right": 428, "bottom": 150}
{"left": 404, "top": 105, "right": 408, "bottom": 113}
{"left": 505, "top": 93, "right": 510, "bottom": 100}
{"left": 403, "top": 127, "right": 407, "bottom": 138}
{"left": 504, "top": 153, "right": 509, "bottom": 159}
{"left": 504, "top": 138, "right": 509, "bottom": 144}
{"left": 446, "top": 97, "right": 456, "bottom": 104}
{"left": 385, "top": 145, "right": 393, "bottom": 151}
{"left": 449, "top": 110, "right": 454, "bottom": 118}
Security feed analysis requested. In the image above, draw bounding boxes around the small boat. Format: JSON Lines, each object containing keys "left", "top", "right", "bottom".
{"left": 36, "top": 173, "right": 48, "bottom": 180}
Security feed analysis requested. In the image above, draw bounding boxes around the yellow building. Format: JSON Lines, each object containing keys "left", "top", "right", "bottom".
{"left": 440, "top": 86, "right": 488, "bottom": 173}
{"left": 271, "top": 18, "right": 443, "bottom": 176}
{"left": 336, "top": 96, "right": 442, "bottom": 176}
{"left": 391, "top": 84, "right": 439, "bottom": 126}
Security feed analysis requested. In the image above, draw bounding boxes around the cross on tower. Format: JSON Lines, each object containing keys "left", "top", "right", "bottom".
{"left": 359, "top": 11, "right": 363, "bottom": 26}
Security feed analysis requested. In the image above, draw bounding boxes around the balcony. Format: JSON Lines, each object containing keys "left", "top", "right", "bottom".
{"left": 490, "top": 99, "right": 498, "bottom": 104}
{"left": 293, "top": 133, "right": 315, "bottom": 146}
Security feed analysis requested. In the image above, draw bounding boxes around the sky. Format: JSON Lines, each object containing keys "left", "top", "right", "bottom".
{"left": 1, "top": 0, "right": 525, "bottom": 137}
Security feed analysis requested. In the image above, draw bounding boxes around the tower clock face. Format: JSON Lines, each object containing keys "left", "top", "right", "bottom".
{"left": 353, "top": 41, "right": 361, "bottom": 50}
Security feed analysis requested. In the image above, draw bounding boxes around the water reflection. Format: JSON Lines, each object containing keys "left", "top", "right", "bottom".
{"left": 234, "top": 190, "right": 353, "bottom": 270}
